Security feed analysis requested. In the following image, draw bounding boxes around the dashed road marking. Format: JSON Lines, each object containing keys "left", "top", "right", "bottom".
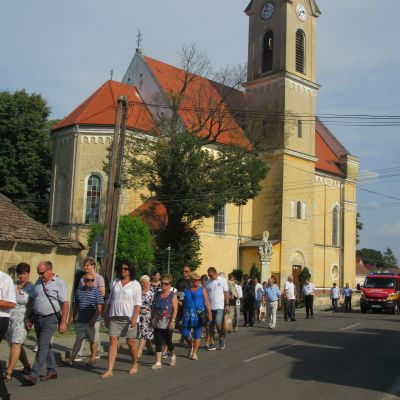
{"left": 339, "top": 323, "right": 361, "bottom": 331}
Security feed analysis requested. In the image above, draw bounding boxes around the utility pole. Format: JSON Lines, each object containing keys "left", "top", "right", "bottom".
{"left": 102, "top": 96, "right": 128, "bottom": 284}
{"left": 167, "top": 245, "right": 171, "bottom": 275}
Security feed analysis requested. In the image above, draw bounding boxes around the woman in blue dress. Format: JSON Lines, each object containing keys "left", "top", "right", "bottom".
{"left": 182, "top": 272, "right": 212, "bottom": 360}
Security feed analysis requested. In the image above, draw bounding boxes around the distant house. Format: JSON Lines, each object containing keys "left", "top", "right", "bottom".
{"left": 0, "top": 193, "right": 82, "bottom": 298}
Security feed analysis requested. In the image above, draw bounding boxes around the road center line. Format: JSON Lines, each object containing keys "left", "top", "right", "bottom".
{"left": 339, "top": 323, "right": 361, "bottom": 331}
{"left": 243, "top": 344, "right": 298, "bottom": 364}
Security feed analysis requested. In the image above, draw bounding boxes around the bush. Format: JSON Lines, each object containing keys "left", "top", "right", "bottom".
{"left": 249, "top": 263, "right": 261, "bottom": 281}
{"left": 88, "top": 215, "right": 154, "bottom": 278}
{"left": 231, "top": 269, "right": 243, "bottom": 283}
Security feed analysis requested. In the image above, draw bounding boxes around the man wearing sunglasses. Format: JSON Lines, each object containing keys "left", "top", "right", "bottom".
{"left": 24, "top": 261, "right": 69, "bottom": 386}
{"left": 63, "top": 273, "right": 104, "bottom": 366}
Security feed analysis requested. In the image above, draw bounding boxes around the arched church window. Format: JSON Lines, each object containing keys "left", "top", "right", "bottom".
{"left": 262, "top": 31, "right": 274, "bottom": 72}
{"left": 332, "top": 206, "right": 340, "bottom": 246}
{"left": 296, "top": 29, "right": 305, "bottom": 73}
{"left": 85, "top": 175, "right": 101, "bottom": 224}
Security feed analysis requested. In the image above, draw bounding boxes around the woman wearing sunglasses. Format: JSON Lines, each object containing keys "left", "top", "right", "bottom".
{"left": 151, "top": 274, "right": 177, "bottom": 369}
{"left": 101, "top": 261, "right": 141, "bottom": 378}
{"left": 182, "top": 272, "right": 212, "bottom": 360}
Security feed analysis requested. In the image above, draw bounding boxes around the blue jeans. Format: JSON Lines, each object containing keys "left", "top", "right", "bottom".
{"left": 31, "top": 314, "right": 58, "bottom": 378}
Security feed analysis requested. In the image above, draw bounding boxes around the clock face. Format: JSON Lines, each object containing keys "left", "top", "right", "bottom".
{"left": 296, "top": 3, "right": 307, "bottom": 21}
{"left": 261, "top": 2, "right": 275, "bottom": 20}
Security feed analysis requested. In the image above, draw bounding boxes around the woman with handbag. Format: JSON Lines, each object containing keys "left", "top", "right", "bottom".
{"left": 4, "top": 263, "right": 33, "bottom": 382}
{"left": 182, "top": 272, "right": 212, "bottom": 360}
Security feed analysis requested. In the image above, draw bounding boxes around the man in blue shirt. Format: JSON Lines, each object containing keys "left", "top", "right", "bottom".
{"left": 63, "top": 273, "right": 104, "bottom": 366}
{"left": 263, "top": 276, "right": 281, "bottom": 329}
{"left": 342, "top": 283, "right": 353, "bottom": 312}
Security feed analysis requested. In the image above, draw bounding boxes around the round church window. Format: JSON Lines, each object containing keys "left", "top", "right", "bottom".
{"left": 331, "top": 265, "right": 339, "bottom": 280}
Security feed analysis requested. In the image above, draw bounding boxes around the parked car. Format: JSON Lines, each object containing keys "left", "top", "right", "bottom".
{"left": 360, "top": 272, "right": 400, "bottom": 314}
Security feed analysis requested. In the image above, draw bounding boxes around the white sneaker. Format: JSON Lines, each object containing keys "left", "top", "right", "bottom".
{"left": 151, "top": 363, "right": 162, "bottom": 370}
{"left": 161, "top": 351, "right": 169, "bottom": 359}
{"left": 170, "top": 355, "right": 176, "bottom": 366}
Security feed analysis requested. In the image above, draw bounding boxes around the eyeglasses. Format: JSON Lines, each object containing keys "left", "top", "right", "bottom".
{"left": 161, "top": 281, "right": 171, "bottom": 286}
{"left": 183, "top": 270, "right": 190, "bottom": 274}
{"left": 85, "top": 279, "right": 95, "bottom": 282}
{"left": 121, "top": 267, "right": 129, "bottom": 271}
{"left": 37, "top": 269, "right": 49, "bottom": 276}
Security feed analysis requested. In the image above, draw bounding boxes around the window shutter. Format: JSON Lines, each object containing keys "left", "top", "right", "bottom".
{"left": 296, "top": 30, "right": 305, "bottom": 73}
{"left": 262, "top": 31, "right": 274, "bottom": 72}
{"left": 301, "top": 202, "right": 306, "bottom": 220}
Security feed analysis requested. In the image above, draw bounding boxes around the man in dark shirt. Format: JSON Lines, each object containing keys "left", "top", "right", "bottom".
{"left": 175, "top": 266, "right": 191, "bottom": 344}
{"left": 242, "top": 274, "right": 255, "bottom": 327}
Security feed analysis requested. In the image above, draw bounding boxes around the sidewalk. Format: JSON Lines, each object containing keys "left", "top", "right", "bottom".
{"left": 0, "top": 330, "right": 183, "bottom": 369}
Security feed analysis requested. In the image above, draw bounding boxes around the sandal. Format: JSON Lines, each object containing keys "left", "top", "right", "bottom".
{"left": 3, "top": 373, "right": 12, "bottom": 383}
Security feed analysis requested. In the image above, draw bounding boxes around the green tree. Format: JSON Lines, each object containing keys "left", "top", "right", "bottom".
{"left": 88, "top": 215, "right": 154, "bottom": 278}
{"left": 357, "top": 248, "right": 384, "bottom": 267}
{"left": 123, "top": 45, "right": 268, "bottom": 275}
{"left": 0, "top": 90, "right": 54, "bottom": 223}
{"left": 249, "top": 263, "right": 261, "bottom": 281}
{"left": 231, "top": 269, "right": 243, "bottom": 283}
{"left": 298, "top": 267, "right": 311, "bottom": 298}
{"left": 382, "top": 248, "right": 398, "bottom": 269}
{"left": 356, "top": 212, "right": 363, "bottom": 245}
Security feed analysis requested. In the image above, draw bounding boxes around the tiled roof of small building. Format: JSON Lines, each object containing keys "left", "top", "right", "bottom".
{"left": 0, "top": 194, "right": 82, "bottom": 250}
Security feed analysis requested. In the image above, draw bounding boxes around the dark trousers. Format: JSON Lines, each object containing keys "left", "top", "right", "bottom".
{"left": 284, "top": 299, "right": 296, "bottom": 320}
{"left": 304, "top": 295, "right": 314, "bottom": 317}
{"left": 154, "top": 328, "right": 174, "bottom": 353}
{"left": 31, "top": 314, "right": 58, "bottom": 378}
{"left": 331, "top": 298, "right": 338, "bottom": 312}
{"left": 0, "top": 318, "right": 10, "bottom": 399}
{"left": 243, "top": 298, "right": 254, "bottom": 326}
{"left": 344, "top": 296, "right": 352, "bottom": 312}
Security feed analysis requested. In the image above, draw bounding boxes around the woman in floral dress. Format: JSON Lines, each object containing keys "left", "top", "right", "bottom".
{"left": 137, "top": 275, "right": 154, "bottom": 357}
{"left": 4, "top": 263, "right": 34, "bottom": 382}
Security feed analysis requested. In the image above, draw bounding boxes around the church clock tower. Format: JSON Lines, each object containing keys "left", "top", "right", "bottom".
{"left": 244, "top": 0, "right": 321, "bottom": 282}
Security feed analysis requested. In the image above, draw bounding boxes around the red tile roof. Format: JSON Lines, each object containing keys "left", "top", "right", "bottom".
{"left": 54, "top": 80, "right": 155, "bottom": 132}
{"left": 129, "top": 199, "right": 168, "bottom": 231}
{"left": 315, "top": 120, "right": 345, "bottom": 176}
{"left": 144, "top": 56, "right": 251, "bottom": 148}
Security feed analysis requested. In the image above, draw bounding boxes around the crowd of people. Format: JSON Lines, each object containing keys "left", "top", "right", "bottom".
{"left": 0, "top": 258, "right": 355, "bottom": 385}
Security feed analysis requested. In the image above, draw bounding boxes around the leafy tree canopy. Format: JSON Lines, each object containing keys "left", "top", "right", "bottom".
{"left": 88, "top": 215, "right": 154, "bottom": 278}
{"left": 357, "top": 248, "right": 384, "bottom": 266}
{"left": 0, "top": 90, "right": 54, "bottom": 223}
{"left": 123, "top": 45, "right": 268, "bottom": 274}
{"left": 382, "top": 247, "right": 398, "bottom": 269}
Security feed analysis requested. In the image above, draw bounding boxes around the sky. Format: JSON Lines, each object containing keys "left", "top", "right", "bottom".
{"left": 1, "top": 0, "right": 399, "bottom": 262}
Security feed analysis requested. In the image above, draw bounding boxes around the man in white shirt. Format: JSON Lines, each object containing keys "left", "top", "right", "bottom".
{"left": 330, "top": 282, "right": 340, "bottom": 313}
{"left": 302, "top": 279, "right": 315, "bottom": 319}
{"left": 284, "top": 275, "right": 296, "bottom": 322}
{"left": 206, "top": 267, "right": 229, "bottom": 351}
{"left": 0, "top": 270, "right": 16, "bottom": 342}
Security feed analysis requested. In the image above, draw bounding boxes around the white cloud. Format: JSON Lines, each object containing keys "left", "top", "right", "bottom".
{"left": 378, "top": 222, "right": 400, "bottom": 238}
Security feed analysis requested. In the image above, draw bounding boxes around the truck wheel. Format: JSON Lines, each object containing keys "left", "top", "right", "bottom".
{"left": 361, "top": 304, "right": 367, "bottom": 313}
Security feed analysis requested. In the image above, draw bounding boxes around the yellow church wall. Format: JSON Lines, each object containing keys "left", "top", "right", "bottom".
{"left": 197, "top": 234, "right": 239, "bottom": 277}
{"left": 251, "top": 154, "right": 284, "bottom": 240}
{"left": 280, "top": 155, "right": 315, "bottom": 279}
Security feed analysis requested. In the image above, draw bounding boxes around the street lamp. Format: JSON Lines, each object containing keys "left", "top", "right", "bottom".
{"left": 167, "top": 245, "right": 171, "bottom": 275}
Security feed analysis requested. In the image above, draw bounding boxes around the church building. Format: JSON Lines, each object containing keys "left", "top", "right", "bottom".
{"left": 49, "top": 0, "right": 358, "bottom": 290}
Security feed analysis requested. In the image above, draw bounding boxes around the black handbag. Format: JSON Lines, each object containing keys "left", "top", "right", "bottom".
{"left": 197, "top": 310, "right": 207, "bottom": 327}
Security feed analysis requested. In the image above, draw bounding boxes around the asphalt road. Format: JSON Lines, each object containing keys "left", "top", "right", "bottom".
{"left": 2, "top": 310, "right": 400, "bottom": 400}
